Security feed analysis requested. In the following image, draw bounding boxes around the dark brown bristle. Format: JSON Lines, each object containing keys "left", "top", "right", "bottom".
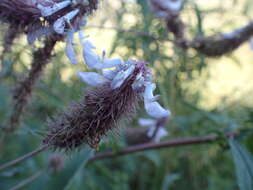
{"left": 43, "top": 75, "right": 140, "bottom": 150}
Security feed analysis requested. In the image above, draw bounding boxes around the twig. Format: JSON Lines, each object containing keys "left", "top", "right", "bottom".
{"left": 150, "top": 0, "right": 253, "bottom": 57}
{"left": 0, "top": 145, "right": 48, "bottom": 172}
{"left": 89, "top": 133, "right": 235, "bottom": 162}
{"left": 9, "top": 168, "right": 47, "bottom": 190}
{"left": 86, "top": 25, "right": 173, "bottom": 42}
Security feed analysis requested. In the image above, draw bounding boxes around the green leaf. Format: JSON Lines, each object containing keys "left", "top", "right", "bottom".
{"left": 162, "top": 173, "right": 180, "bottom": 190}
{"left": 63, "top": 148, "right": 94, "bottom": 190}
{"left": 229, "top": 138, "right": 253, "bottom": 190}
{"left": 43, "top": 147, "right": 94, "bottom": 190}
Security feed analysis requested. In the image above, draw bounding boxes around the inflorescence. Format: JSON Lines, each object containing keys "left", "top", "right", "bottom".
{"left": 43, "top": 32, "right": 171, "bottom": 150}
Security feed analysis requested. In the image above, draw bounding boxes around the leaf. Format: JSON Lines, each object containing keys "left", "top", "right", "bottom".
{"left": 44, "top": 147, "right": 94, "bottom": 190}
{"left": 63, "top": 148, "right": 94, "bottom": 190}
{"left": 162, "top": 173, "right": 180, "bottom": 190}
{"left": 229, "top": 138, "right": 253, "bottom": 190}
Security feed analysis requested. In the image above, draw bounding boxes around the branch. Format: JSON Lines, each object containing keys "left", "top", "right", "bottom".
{"left": 5, "top": 36, "right": 60, "bottom": 132}
{"left": 189, "top": 22, "right": 253, "bottom": 57}
{"left": 88, "top": 134, "right": 220, "bottom": 162}
{"left": 150, "top": 0, "right": 253, "bottom": 57}
{"left": 0, "top": 145, "right": 48, "bottom": 172}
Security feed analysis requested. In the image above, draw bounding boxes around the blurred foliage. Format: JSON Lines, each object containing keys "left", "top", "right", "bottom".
{"left": 0, "top": 0, "right": 253, "bottom": 189}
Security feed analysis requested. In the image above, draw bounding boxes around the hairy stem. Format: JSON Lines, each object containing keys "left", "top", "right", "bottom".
{"left": 7, "top": 37, "right": 58, "bottom": 132}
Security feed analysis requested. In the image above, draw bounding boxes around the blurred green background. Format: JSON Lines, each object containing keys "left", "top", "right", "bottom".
{"left": 1, "top": 0, "right": 253, "bottom": 189}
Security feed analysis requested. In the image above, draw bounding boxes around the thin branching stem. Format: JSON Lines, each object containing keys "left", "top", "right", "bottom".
{"left": 0, "top": 145, "right": 48, "bottom": 172}
{"left": 9, "top": 168, "right": 48, "bottom": 190}
{"left": 89, "top": 133, "right": 236, "bottom": 162}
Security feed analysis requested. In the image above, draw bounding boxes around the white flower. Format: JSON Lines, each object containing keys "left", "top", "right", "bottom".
{"left": 111, "top": 65, "right": 135, "bottom": 89}
{"left": 53, "top": 9, "right": 80, "bottom": 34}
{"left": 150, "top": 0, "right": 182, "bottom": 18}
{"left": 77, "top": 37, "right": 171, "bottom": 120}
{"left": 162, "top": 0, "right": 182, "bottom": 12}
{"left": 77, "top": 72, "right": 108, "bottom": 87}
{"left": 249, "top": 37, "right": 253, "bottom": 50}
{"left": 79, "top": 31, "right": 122, "bottom": 69}
{"left": 144, "top": 83, "right": 171, "bottom": 119}
{"left": 138, "top": 118, "right": 157, "bottom": 127}
{"left": 65, "top": 30, "right": 78, "bottom": 64}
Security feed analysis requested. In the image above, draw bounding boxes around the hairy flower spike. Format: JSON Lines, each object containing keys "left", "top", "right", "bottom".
{"left": 43, "top": 39, "right": 171, "bottom": 150}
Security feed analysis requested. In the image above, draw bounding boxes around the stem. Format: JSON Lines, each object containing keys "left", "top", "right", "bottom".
{"left": 0, "top": 145, "right": 48, "bottom": 172}
{"left": 9, "top": 168, "right": 47, "bottom": 190}
{"left": 7, "top": 37, "right": 58, "bottom": 132}
{"left": 89, "top": 133, "right": 235, "bottom": 162}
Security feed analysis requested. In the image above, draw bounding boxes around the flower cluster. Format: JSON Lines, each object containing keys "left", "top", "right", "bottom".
{"left": 77, "top": 34, "right": 171, "bottom": 120}
{"left": 0, "top": 0, "right": 98, "bottom": 43}
{"left": 43, "top": 36, "right": 171, "bottom": 150}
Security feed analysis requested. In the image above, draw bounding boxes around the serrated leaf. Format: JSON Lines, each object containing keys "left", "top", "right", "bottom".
{"left": 229, "top": 138, "right": 253, "bottom": 190}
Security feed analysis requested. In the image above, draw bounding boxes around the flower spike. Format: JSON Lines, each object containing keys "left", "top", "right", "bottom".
{"left": 44, "top": 38, "right": 171, "bottom": 150}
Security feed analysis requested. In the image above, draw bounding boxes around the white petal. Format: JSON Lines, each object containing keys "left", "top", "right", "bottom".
{"left": 77, "top": 72, "right": 108, "bottom": 87}
{"left": 147, "top": 126, "right": 156, "bottom": 138}
{"left": 250, "top": 37, "right": 253, "bottom": 50}
{"left": 147, "top": 126, "right": 169, "bottom": 142}
{"left": 78, "top": 30, "right": 87, "bottom": 44}
{"left": 82, "top": 42, "right": 101, "bottom": 68}
{"left": 103, "top": 58, "right": 122, "bottom": 67}
{"left": 132, "top": 72, "right": 145, "bottom": 90}
{"left": 154, "top": 128, "right": 169, "bottom": 142}
{"left": 138, "top": 118, "right": 156, "bottom": 127}
{"left": 53, "top": 9, "right": 79, "bottom": 34}
{"left": 65, "top": 31, "right": 78, "bottom": 64}
{"left": 38, "top": 0, "right": 71, "bottom": 17}
{"left": 111, "top": 65, "right": 135, "bottom": 89}
{"left": 53, "top": 17, "right": 65, "bottom": 34}
{"left": 144, "top": 83, "right": 171, "bottom": 119}
{"left": 144, "top": 82, "right": 156, "bottom": 100}
{"left": 64, "top": 9, "right": 80, "bottom": 22}
{"left": 78, "top": 32, "right": 122, "bottom": 69}
{"left": 82, "top": 44, "right": 121, "bottom": 69}
{"left": 102, "top": 68, "right": 118, "bottom": 80}
{"left": 144, "top": 101, "right": 171, "bottom": 119}
{"left": 160, "top": 0, "right": 182, "bottom": 12}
